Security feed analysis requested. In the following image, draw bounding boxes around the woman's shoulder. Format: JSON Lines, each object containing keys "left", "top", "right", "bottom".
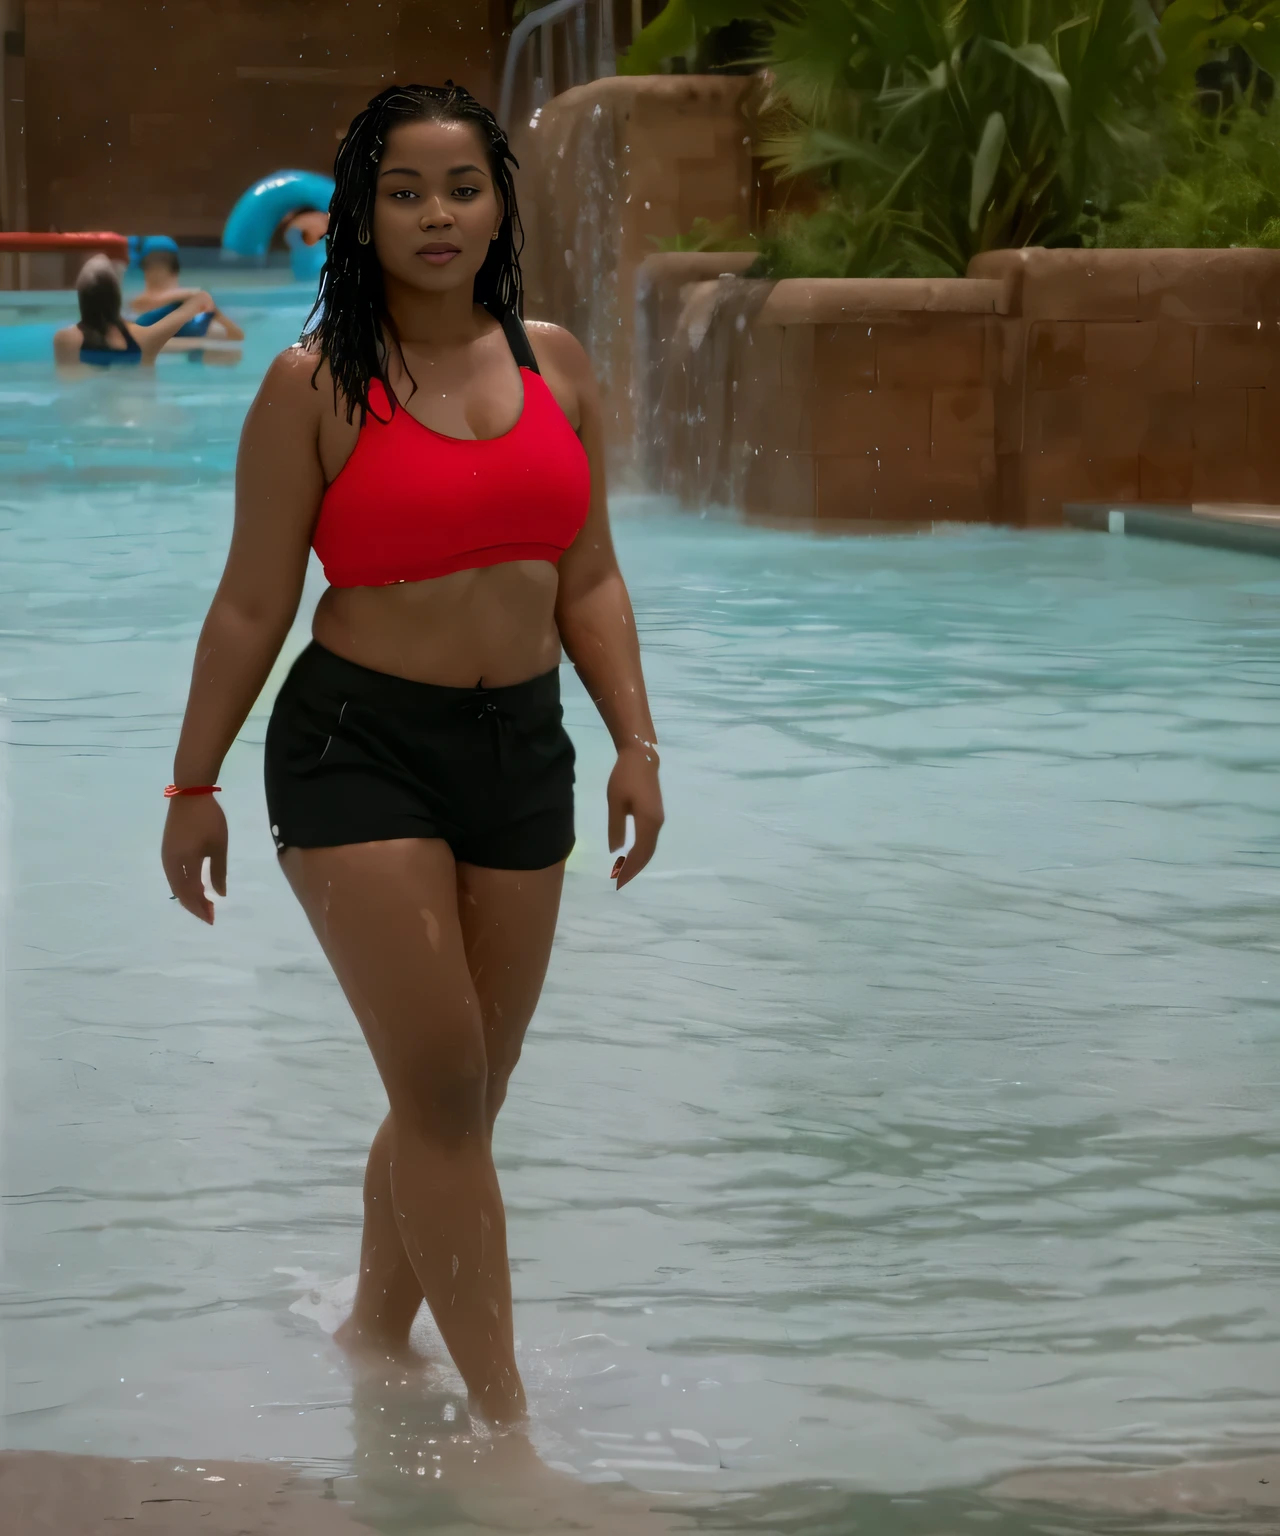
{"left": 252, "top": 342, "right": 333, "bottom": 417}
{"left": 523, "top": 321, "right": 598, "bottom": 431}
{"left": 52, "top": 325, "right": 82, "bottom": 363}
{"left": 262, "top": 340, "right": 325, "bottom": 393}
{"left": 524, "top": 320, "right": 590, "bottom": 380}
{"left": 260, "top": 341, "right": 370, "bottom": 420}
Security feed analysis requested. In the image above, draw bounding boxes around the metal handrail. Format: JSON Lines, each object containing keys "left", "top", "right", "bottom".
{"left": 498, "top": 0, "right": 616, "bottom": 128}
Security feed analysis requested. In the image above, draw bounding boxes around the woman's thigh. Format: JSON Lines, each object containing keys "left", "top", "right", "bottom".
{"left": 455, "top": 859, "right": 566, "bottom": 1094}
{"left": 281, "top": 837, "right": 487, "bottom": 1138}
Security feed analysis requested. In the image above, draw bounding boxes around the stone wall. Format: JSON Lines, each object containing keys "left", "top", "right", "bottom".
{"left": 511, "top": 74, "right": 755, "bottom": 464}
{"left": 639, "top": 260, "right": 1011, "bottom": 522}
{"left": 643, "top": 249, "right": 1280, "bottom": 524}
{"left": 972, "top": 248, "right": 1280, "bottom": 521}
{"left": 13, "top": 0, "right": 502, "bottom": 241}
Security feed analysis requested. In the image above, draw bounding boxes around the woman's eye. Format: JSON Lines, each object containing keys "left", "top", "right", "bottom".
{"left": 453, "top": 186, "right": 479, "bottom": 199}
{"left": 390, "top": 189, "right": 417, "bottom": 201}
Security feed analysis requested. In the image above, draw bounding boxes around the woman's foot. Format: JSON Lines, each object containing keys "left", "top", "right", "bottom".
{"left": 334, "top": 1311, "right": 430, "bottom": 1371}
{"left": 449, "top": 1430, "right": 685, "bottom": 1533}
{"left": 467, "top": 1377, "right": 529, "bottom": 1434}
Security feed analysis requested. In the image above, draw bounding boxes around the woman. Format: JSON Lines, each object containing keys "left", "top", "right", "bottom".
{"left": 53, "top": 254, "right": 215, "bottom": 368}
{"left": 160, "top": 83, "right": 664, "bottom": 1432}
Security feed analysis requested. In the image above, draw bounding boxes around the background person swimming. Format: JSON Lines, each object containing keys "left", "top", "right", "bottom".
{"left": 53, "top": 254, "right": 216, "bottom": 368}
{"left": 127, "top": 235, "right": 245, "bottom": 342}
{"left": 128, "top": 235, "right": 197, "bottom": 311}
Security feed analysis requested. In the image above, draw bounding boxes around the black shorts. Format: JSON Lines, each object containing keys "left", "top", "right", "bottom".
{"left": 264, "top": 642, "right": 576, "bottom": 869}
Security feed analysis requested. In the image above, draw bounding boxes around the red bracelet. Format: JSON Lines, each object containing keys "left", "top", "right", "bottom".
{"left": 164, "top": 784, "right": 221, "bottom": 798}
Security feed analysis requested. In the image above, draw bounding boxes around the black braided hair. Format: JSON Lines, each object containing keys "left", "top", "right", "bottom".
{"left": 302, "top": 82, "right": 525, "bottom": 424}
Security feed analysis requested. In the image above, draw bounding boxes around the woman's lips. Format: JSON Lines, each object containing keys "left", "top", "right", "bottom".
{"left": 418, "top": 247, "right": 460, "bottom": 265}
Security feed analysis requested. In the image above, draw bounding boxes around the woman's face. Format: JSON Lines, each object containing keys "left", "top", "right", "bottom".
{"left": 371, "top": 118, "right": 501, "bottom": 300}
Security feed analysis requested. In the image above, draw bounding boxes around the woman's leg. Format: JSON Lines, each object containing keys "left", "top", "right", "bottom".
{"left": 457, "top": 858, "right": 567, "bottom": 1123}
{"left": 335, "top": 859, "right": 565, "bottom": 1361}
{"left": 282, "top": 837, "right": 560, "bottom": 1427}
{"left": 336, "top": 1111, "right": 425, "bottom": 1360}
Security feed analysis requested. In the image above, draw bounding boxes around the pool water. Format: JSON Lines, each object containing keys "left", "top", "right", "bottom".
{"left": 2, "top": 289, "right": 1279, "bottom": 1533}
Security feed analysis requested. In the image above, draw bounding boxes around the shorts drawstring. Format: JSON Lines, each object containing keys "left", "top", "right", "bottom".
{"left": 460, "top": 686, "right": 510, "bottom": 772}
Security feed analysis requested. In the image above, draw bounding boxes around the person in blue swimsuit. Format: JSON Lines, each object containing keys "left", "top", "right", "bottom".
{"left": 53, "top": 254, "right": 220, "bottom": 370}
{"left": 127, "top": 236, "right": 245, "bottom": 345}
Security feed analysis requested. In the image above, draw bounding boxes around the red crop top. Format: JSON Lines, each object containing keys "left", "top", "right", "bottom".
{"left": 312, "top": 320, "right": 591, "bottom": 589}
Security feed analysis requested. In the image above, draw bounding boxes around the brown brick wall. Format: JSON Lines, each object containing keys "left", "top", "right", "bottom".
{"left": 639, "top": 266, "right": 1007, "bottom": 523}
{"left": 645, "top": 248, "right": 1280, "bottom": 525}
{"left": 972, "top": 248, "right": 1280, "bottom": 522}
{"left": 18, "top": 0, "right": 502, "bottom": 239}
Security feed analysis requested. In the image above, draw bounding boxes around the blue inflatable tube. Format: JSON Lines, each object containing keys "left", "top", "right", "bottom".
{"left": 221, "top": 170, "right": 334, "bottom": 263}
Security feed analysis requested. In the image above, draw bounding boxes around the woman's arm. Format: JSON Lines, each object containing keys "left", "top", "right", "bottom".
{"left": 128, "top": 287, "right": 198, "bottom": 312}
{"left": 208, "top": 307, "right": 246, "bottom": 342}
{"left": 131, "top": 291, "right": 216, "bottom": 359}
{"left": 537, "top": 323, "right": 664, "bottom": 889}
{"left": 162, "top": 347, "right": 324, "bottom": 921}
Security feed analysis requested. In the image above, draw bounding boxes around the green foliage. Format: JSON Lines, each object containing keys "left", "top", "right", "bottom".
{"left": 624, "top": 0, "right": 1280, "bottom": 275}
{"left": 1098, "top": 102, "right": 1280, "bottom": 247}
{"left": 757, "top": 202, "right": 958, "bottom": 278}
{"left": 1158, "top": 0, "right": 1280, "bottom": 93}
{"left": 618, "top": 0, "right": 770, "bottom": 75}
{"left": 651, "top": 215, "right": 759, "bottom": 251}
{"left": 759, "top": 0, "right": 1164, "bottom": 279}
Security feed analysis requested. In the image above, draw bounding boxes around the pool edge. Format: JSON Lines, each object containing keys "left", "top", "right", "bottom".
{"left": 1064, "top": 502, "right": 1280, "bottom": 560}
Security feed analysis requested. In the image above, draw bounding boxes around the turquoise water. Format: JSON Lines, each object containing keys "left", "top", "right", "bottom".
{"left": 2, "top": 289, "right": 1279, "bottom": 1532}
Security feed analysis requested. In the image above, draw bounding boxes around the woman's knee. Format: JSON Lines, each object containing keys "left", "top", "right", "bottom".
{"left": 385, "top": 1021, "right": 489, "bottom": 1146}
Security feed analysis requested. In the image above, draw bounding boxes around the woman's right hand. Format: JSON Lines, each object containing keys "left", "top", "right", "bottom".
{"left": 162, "top": 795, "right": 228, "bottom": 924}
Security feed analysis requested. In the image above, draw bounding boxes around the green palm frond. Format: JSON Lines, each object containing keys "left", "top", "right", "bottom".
{"left": 626, "top": 0, "right": 1280, "bottom": 277}
{"left": 760, "top": 0, "right": 1166, "bottom": 277}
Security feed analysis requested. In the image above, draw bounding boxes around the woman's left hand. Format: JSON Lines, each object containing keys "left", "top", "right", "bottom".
{"left": 607, "top": 743, "right": 663, "bottom": 890}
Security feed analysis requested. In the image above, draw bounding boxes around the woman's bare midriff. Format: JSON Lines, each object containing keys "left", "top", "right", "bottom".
{"left": 311, "top": 559, "right": 564, "bottom": 688}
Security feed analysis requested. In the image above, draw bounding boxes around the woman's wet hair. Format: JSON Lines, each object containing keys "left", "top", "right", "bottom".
{"left": 303, "top": 81, "right": 525, "bottom": 424}
{"left": 77, "top": 254, "right": 126, "bottom": 351}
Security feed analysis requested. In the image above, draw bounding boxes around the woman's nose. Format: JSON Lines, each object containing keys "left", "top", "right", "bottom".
{"left": 420, "top": 199, "right": 454, "bottom": 229}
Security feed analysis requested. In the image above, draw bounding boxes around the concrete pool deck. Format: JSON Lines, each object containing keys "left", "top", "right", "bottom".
{"left": 1065, "top": 500, "right": 1280, "bottom": 558}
